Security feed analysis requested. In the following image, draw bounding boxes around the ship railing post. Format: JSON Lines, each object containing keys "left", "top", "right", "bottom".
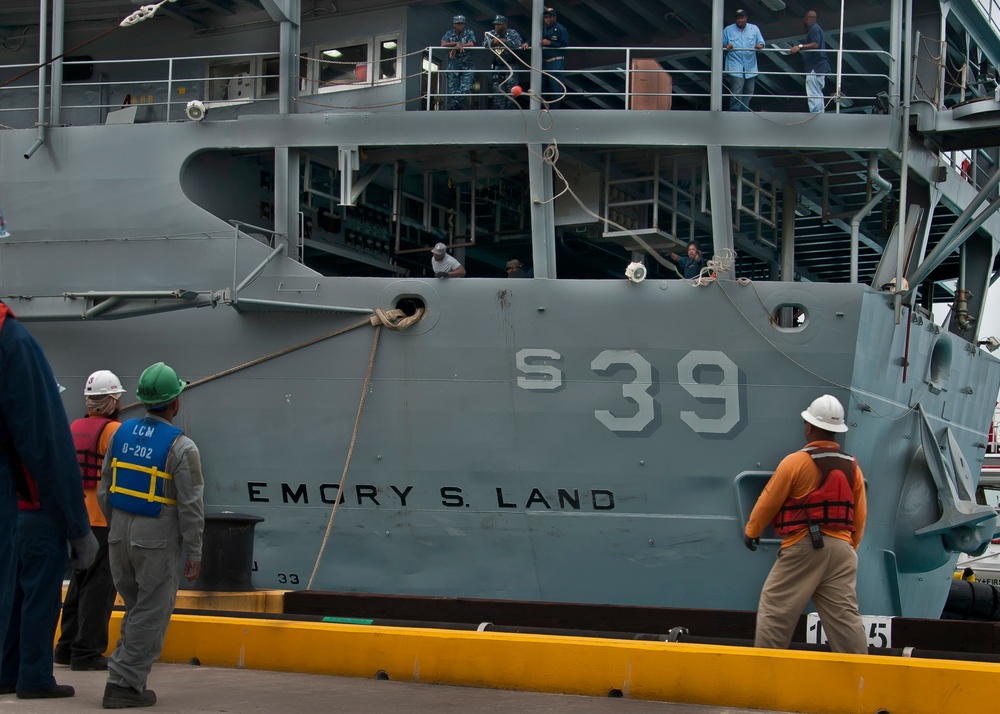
{"left": 835, "top": 0, "right": 845, "bottom": 113}
{"left": 624, "top": 47, "right": 631, "bottom": 109}
{"left": 50, "top": 0, "right": 64, "bottom": 126}
{"left": 232, "top": 222, "right": 240, "bottom": 303}
{"left": 710, "top": 0, "right": 723, "bottom": 111}
{"left": 166, "top": 58, "right": 173, "bottom": 122}
{"left": 529, "top": 0, "right": 542, "bottom": 111}
{"left": 425, "top": 47, "right": 432, "bottom": 112}
{"left": 25, "top": 0, "right": 48, "bottom": 160}
{"left": 889, "top": 0, "right": 902, "bottom": 111}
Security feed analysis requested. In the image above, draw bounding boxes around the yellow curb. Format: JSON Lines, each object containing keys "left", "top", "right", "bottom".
{"left": 106, "top": 612, "right": 1000, "bottom": 714}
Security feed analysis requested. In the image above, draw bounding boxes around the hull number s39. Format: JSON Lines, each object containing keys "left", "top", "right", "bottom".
{"left": 516, "top": 349, "right": 743, "bottom": 436}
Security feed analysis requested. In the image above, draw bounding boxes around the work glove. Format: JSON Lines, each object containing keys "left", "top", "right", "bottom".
{"left": 67, "top": 531, "right": 99, "bottom": 571}
{"left": 743, "top": 534, "right": 760, "bottom": 552}
{"left": 436, "top": 272, "right": 449, "bottom": 279}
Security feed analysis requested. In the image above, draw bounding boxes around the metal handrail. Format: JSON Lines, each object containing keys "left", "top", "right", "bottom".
{"left": 0, "top": 43, "right": 896, "bottom": 124}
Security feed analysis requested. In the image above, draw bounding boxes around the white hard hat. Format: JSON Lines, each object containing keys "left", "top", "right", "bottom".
{"left": 801, "top": 394, "right": 848, "bottom": 433}
{"left": 84, "top": 370, "right": 126, "bottom": 396}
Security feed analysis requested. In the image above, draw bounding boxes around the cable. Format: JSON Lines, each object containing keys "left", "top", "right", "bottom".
{"left": 0, "top": 26, "right": 32, "bottom": 53}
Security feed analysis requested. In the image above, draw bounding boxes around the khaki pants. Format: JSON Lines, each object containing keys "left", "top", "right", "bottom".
{"left": 754, "top": 536, "right": 867, "bottom": 654}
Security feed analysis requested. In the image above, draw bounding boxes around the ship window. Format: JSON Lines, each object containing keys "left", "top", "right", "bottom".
{"left": 377, "top": 36, "right": 399, "bottom": 80}
{"left": 207, "top": 59, "right": 254, "bottom": 101}
{"left": 312, "top": 33, "right": 401, "bottom": 93}
{"left": 260, "top": 54, "right": 309, "bottom": 97}
{"left": 771, "top": 304, "right": 807, "bottom": 330}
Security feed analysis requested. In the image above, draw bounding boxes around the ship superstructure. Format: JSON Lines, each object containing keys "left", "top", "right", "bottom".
{"left": 2, "top": 0, "right": 1000, "bottom": 621}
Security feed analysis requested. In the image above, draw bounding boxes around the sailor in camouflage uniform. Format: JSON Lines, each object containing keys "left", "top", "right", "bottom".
{"left": 483, "top": 15, "right": 528, "bottom": 110}
{"left": 441, "top": 15, "right": 476, "bottom": 110}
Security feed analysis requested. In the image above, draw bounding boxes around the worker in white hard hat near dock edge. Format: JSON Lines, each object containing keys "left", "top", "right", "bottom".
{"left": 743, "top": 394, "right": 868, "bottom": 654}
{"left": 54, "top": 371, "right": 127, "bottom": 672}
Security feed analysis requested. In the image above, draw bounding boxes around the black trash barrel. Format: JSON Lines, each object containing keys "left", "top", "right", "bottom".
{"left": 192, "top": 512, "right": 265, "bottom": 592}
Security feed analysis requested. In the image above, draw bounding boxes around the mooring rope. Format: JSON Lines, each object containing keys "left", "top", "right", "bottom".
{"left": 306, "top": 307, "right": 423, "bottom": 589}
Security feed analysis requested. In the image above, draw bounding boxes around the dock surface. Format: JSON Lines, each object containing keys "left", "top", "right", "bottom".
{"left": 5, "top": 664, "right": 790, "bottom": 714}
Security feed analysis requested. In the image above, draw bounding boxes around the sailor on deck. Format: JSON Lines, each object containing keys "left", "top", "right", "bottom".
{"left": 431, "top": 242, "right": 467, "bottom": 278}
{"left": 98, "top": 362, "right": 204, "bottom": 708}
{"left": 743, "top": 395, "right": 868, "bottom": 654}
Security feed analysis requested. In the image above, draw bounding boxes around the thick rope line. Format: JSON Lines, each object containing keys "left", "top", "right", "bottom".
{"left": 307, "top": 321, "right": 382, "bottom": 590}
{"left": 118, "top": 314, "right": 373, "bottom": 412}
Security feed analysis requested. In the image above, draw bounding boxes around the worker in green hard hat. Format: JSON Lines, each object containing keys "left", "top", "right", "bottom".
{"left": 97, "top": 362, "right": 204, "bottom": 708}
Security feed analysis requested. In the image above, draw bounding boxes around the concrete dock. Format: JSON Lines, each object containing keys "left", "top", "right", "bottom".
{"left": 4, "top": 664, "right": 792, "bottom": 713}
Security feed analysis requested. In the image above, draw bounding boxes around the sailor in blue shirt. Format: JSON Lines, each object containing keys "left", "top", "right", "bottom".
{"left": 541, "top": 7, "right": 569, "bottom": 109}
{"left": 441, "top": 15, "right": 476, "bottom": 110}
{"left": 484, "top": 15, "right": 528, "bottom": 110}
{"left": 789, "top": 10, "right": 831, "bottom": 113}
{"left": 722, "top": 8, "right": 765, "bottom": 112}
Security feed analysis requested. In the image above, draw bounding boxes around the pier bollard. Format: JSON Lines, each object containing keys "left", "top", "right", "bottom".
{"left": 190, "top": 512, "right": 265, "bottom": 592}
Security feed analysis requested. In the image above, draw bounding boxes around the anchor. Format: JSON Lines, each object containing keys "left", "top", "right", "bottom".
{"left": 912, "top": 405, "right": 997, "bottom": 556}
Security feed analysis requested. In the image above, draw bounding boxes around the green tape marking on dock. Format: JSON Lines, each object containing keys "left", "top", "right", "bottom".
{"left": 321, "top": 616, "right": 374, "bottom": 625}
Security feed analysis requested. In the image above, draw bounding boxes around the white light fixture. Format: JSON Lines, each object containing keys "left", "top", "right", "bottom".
{"left": 422, "top": 59, "right": 437, "bottom": 72}
{"left": 382, "top": 41, "right": 397, "bottom": 50}
{"left": 759, "top": 0, "right": 786, "bottom": 10}
{"left": 625, "top": 262, "right": 647, "bottom": 283}
{"left": 323, "top": 49, "right": 343, "bottom": 58}
{"left": 185, "top": 100, "right": 207, "bottom": 121}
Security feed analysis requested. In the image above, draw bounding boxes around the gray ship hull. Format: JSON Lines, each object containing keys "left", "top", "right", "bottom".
{"left": 13, "top": 268, "right": 998, "bottom": 618}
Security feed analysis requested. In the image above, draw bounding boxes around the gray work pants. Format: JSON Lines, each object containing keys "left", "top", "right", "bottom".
{"left": 106, "top": 509, "right": 182, "bottom": 691}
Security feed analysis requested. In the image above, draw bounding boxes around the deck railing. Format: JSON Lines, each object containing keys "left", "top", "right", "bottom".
{"left": 0, "top": 43, "right": 895, "bottom": 127}
{"left": 422, "top": 46, "right": 892, "bottom": 114}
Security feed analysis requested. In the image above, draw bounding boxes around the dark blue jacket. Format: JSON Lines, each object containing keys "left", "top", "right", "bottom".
{"left": 0, "top": 303, "right": 91, "bottom": 539}
{"left": 542, "top": 22, "right": 569, "bottom": 59}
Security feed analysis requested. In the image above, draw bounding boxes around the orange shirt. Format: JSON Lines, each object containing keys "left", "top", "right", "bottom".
{"left": 84, "top": 417, "right": 121, "bottom": 528}
{"left": 746, "top": 440, "right": 866, "bottom": 549}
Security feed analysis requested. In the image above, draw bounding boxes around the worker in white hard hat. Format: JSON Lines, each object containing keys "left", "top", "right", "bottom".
{"left": 743, "top": 394, "right": 868, "bottom": 654}
{"left": 54, "top": 371, "right": 127, "bottom": 671}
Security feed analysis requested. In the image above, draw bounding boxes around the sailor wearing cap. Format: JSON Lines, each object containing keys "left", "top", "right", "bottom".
{"left": 540, "top": 8, "right": 569, "bottom": 108}
{"left": 441, "top": 15, "right": 477, "bottom": 110}
{"left": 483, "top": 14, "right": 529, "bottom": 109}
{"left": 431, "top": 242, "right": 466, "bottom": 278}
{"left": 722, "top": 8, "right": 765, "bottom": 112}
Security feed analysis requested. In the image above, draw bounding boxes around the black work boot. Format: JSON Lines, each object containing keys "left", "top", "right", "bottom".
{"left": 71, "top": 654, "right": 109, "bottom": 671}
{"left": 102, "top": 682, "right": 156, "bottom": 709}
{"left": 16, "top": 684, "right": 75, "bottom": 698}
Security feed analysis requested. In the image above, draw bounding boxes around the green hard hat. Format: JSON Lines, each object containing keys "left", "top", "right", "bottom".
{"left": 136, "top": 362, "right": 186, "bottom": 405}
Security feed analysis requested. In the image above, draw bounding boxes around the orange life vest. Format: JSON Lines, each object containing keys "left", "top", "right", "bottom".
{"left": 773, "top": 445, "right": 857, "bottom": 536}
{"left": 72, "top": 416, "right": 112, "bottom": 488}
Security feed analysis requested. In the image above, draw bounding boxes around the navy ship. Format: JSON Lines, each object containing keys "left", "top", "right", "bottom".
{"left": 2, "top": 0, "right": 1000, "bottom": 621}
